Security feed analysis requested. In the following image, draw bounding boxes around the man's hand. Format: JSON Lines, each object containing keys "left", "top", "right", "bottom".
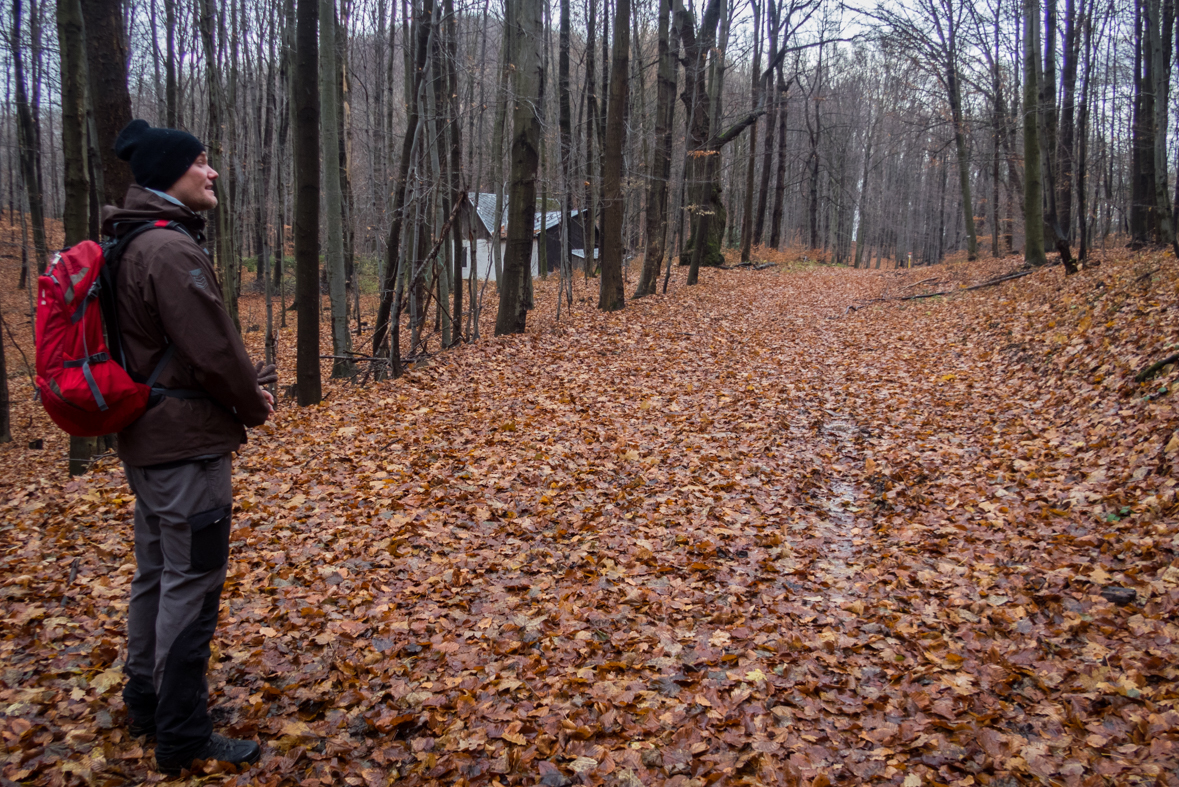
{"left": 255, "top": 361, "right": 278, "bottom": 387}
{"left": 259, "top": 387, "right": 275, "bottom": 418}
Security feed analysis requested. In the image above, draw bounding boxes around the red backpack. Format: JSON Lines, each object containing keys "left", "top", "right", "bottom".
{"left": 35, "top": 220, "right": 188, "bottom": 437}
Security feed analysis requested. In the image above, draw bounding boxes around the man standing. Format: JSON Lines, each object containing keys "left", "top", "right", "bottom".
{"left": 103, "top": 119, "right": 275, "bottom": 774}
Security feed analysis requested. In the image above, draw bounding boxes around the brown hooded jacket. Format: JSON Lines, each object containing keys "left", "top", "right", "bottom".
{"left": 100, "top": 185, "right": 268, "bottom": 466}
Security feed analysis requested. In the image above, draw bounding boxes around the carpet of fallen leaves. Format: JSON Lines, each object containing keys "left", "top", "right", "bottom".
{"left": 2, "top": 234, "right": 1179, "bottom": 787}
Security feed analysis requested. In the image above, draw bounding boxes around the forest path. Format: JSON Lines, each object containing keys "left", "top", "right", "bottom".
{"left": 3, "top": 254, "right": 1179, "bottom": 786}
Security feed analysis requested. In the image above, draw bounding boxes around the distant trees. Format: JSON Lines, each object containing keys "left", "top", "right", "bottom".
{"left": 4, "top": 0, "right": 1179, "bottom": 464}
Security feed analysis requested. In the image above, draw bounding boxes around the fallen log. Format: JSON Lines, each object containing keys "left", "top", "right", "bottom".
{"left": 1135, "top": 352, "right": 1179, "bottom": 383}
{"left": 895, "top": 269, "right": 1039, "bottom": 301}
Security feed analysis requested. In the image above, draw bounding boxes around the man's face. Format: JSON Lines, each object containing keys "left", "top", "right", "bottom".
{"left": 166, "top": 152, "right": 218, "bottom": 212}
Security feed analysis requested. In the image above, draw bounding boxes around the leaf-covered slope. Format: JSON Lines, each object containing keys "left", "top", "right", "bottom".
{"left": 1, "top": 250, "right": 1177, "bottom": 786}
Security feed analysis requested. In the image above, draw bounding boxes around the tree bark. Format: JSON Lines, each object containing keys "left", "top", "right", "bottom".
{"left": 79, "top": 0, "right": 133, "bottom": 206}
{"left": 372, "top": 0, "right": 431, "bottom": 374}
{"left": 1023, "top": 0, "right": 1047, "bottom": 266}
{"left": 59, "top": 0, "right": 97, "bottom": 476}
{"left": 1147, "top": 0, "right": 1174, "bottom": 245}
{"left": 294, "top": 0, "right": 322, "bottom": 404}
{"left": 320, "top": 0, "right": 352, "bottom": 377}
{"left": 769, "top": 69, "right": 788, "bottom": 249}
{"left": 599, "top": 0, "right": 629, "bottom": 311}
{"left": 676, "top": 0, "right": 723, "bottom": 283}
{"left": 11, "top": 0, "right": 48, "bottom": 275}
{"left": 754, "top": 1, "right": 778, "bottom": 246}
{"left": 1057, "top": 0, "right": 1080, "bottom": 240}
{"left": 446, "top": 0, "right": 464, "bottom": 342}
{"left": 738, "top": 0, "right": 761, "bottom": 263}
{"left": 164, "top": 0, "right": 177, "bottom": 125}
{"left": 197, "top": 0, "right": 238, "bottom": 331}
{"left": 634, "top": 0, "right": 675, "bottom": 297}
{"left": 558, "top": 0, "right": 575, "bottom": 303}
{"left": 495, "top": 0, "right": 543, "bottom": 334}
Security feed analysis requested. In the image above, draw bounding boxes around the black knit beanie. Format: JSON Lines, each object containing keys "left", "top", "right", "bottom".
{"left": 113, "top": 119, "right": 206, "bottom": 191}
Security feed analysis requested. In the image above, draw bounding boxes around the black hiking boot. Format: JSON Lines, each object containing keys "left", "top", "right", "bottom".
{"left": 156, "top": 733, "right": 261, "bottom": 775}
{"left": 127, "top": 715, "right": 156, "bottom": 740}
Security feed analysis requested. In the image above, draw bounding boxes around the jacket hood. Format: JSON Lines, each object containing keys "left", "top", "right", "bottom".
{"left": 101, "top": 184, "right": 207, "bottom": 238}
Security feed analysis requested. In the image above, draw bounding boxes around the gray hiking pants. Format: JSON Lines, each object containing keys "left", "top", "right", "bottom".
{"left": 122, "top": 454, "right": 233, "bottom": 764}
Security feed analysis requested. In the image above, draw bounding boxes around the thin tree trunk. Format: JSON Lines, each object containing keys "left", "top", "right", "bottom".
{"left": 164, "top": 0, "right": 177, "bottom": 125}
{"left": 853, "top": 109, "right": 875, "bottom": 268}
{"left": 11, "top": 0, "right": 48, "bottom": 275}
{"left": 585, "top": 0, "right": 598, "bottom": 276}
{"left": 635, "top": 0, "right": 674, "bottom": 297}
{"left": 738, "top": 0, "right": 761, "bottom": 263}
{"left": 769, "top": 69, "right": 788, "bottom": 249}
{"left": 372, "top": 0, "right": 431, "bottom": 374}
{"left": 446, "top": 0, "right": 463, "bottom": 343}
{"left": 558, "top": 0, "right": 574, "bottom": 305}
{"left": 197, "top": 0, "right": 238, "bottom": 331}
{"left": 1057, "top": 0, "right": 1080, "bottom": 240}
{"left": 491, "top": 2, "right": 513, "bottom": 286}
{"left": 1024, "top": 0, "right": 1047, "bottom": 266}
{"left": 321, "top": 0, "right": 352, "bottom": 376}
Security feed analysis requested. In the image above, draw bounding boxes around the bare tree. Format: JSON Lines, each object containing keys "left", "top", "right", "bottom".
{"left": 634, "top": 0, "right": 676, "bottom": 296}
{"left": 79, "top": 0, "right": 133, "bottom": 206}
{"left": 599, "top": 0, "right": 630, "bottom": 311}
{"left": 495, "top": 0, "right": 543, "bottom": 335}
{"left": 294, "top": 0, "right": 322, "bottom": 404}
{"left": 1023, "top": 0, "right": 1046, "bottom": 266}
{"left": 10, "top": 0, "right": 48, "bottom": 278}
{"left": 321, "top": 0, "right": 353, "bottom": 377}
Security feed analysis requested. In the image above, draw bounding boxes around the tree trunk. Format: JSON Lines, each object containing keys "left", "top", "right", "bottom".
{"left": 495, "top": 0, "right": 543, "bottom": 335}
{"left": 1023, "top": 0, "right": 1047, "bottom": 266}
{"left": 584, "top": 0, "right": 598, "bottom": 276}
{"left": 738, "top": 0, "right": 761, "bottom": 263}
{"left": 634, "top": 0, "right": 675, "bottom": 297}
{"left": 321, "top": 0, "right": 352, "bottom": 377}
{"left": 1129, "top": 0, "right": 1155, "bottom": 245}
{"left": 491, "top": 0, "right": 513, "bottom": 286}
{"left": 1057, "top": 0, "right": 1080, "bottom": 240}
{"left": 1147, "top": 0, "right": 1174, "bottom": 245}
{"left": 946, "top": 59, "right": 978, "bottom": 260}
{"left": 59, "top": 0, "right": 97, "bottom": 476}
{"left": 753, "top": 2, "right": 778, "bottom": 246}
{"left": 197, "top": 0, "right": 238, "bottom": 331}
{"left": 164, "top": 0, "right": 177, "bottom": 125}
{"left": 372, "top": 0, "right": 431, "bottom": 374}
{"left": 294, "top": 0, "right": 322, "bottom": 404}
{"left": 11, "top": 0, "right": 49, "bottom": 275}
{"left": 79, "top": 0, "right": 133, "bottom": 206}
{"left": 853, "top": 111, "right": 875, "bottom": 268}
{"left": 677, "top": 0, "right": 723, "bottom": 284}
{"left": 446, "top": 0, "right": 464, "bottom": 343}
{"left": 599, "top": 0, "right": 629, "bottom": 311}
{"left": 558, "top": 0, "right": 575, "bottom": 303}
{"left": 768, "top": 70, "right": 788, "bottom": 249}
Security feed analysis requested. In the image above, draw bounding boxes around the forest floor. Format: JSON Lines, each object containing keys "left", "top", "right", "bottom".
{"left": 1, "top": 239, "right": 1178, "bottom": 787}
